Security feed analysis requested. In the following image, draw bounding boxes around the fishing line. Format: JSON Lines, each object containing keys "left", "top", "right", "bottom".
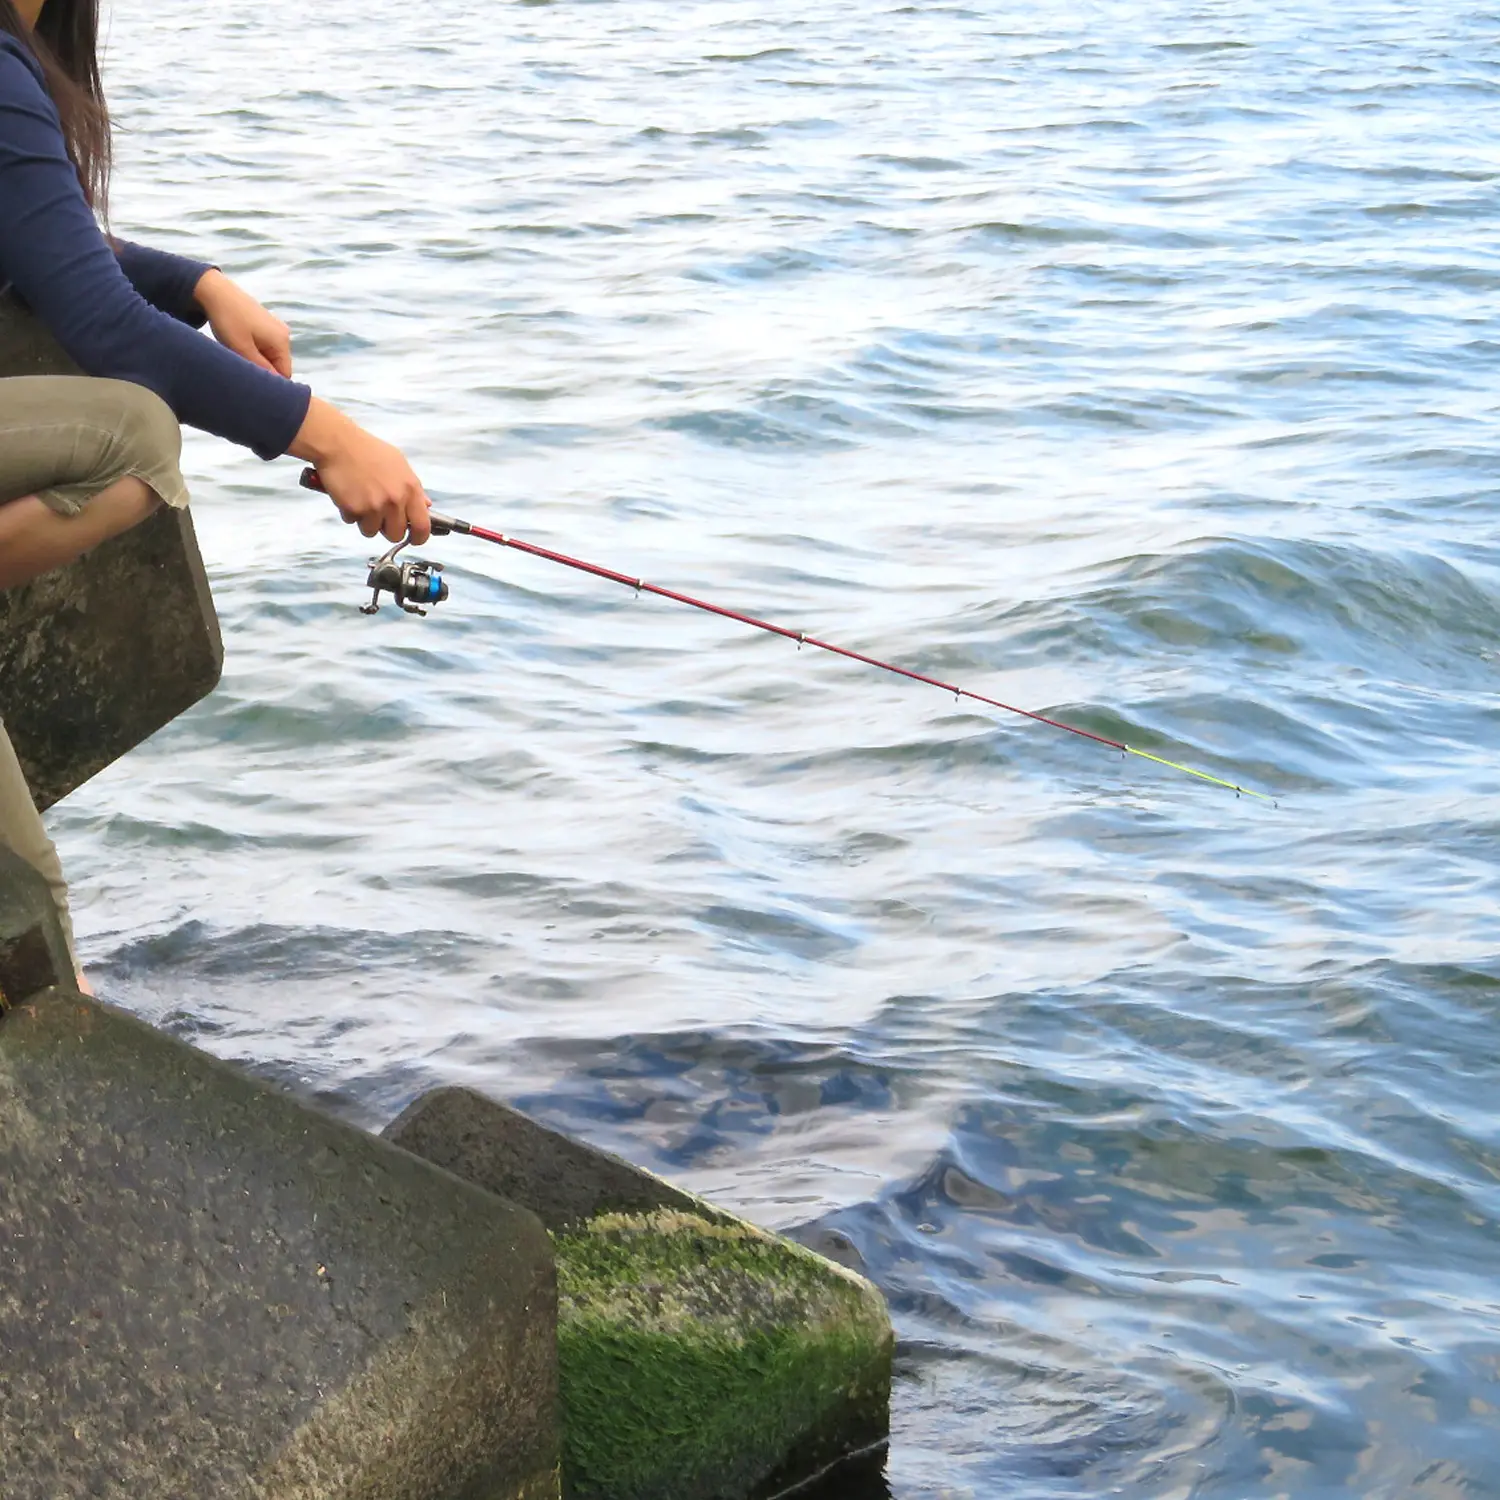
{"left": 302, "top": 469, "right": 1273, "bottom": 803}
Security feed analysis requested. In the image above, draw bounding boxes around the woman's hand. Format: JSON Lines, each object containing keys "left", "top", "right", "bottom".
{"left": 194, "top": 268, "right": 294, "bottom": 378}
{"left": 288, "top": 397, "right": 432, "bottom": 546}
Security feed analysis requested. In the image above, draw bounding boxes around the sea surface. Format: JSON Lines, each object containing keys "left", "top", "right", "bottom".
{"left": 63, "top": 0, "right": 1500, "bottom": 1493}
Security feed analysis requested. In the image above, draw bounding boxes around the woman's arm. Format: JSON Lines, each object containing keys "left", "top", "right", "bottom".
{"left": 113, "top": 239, "right": 212, "bottom": 328}
{"left": 0, "top": 37, "right": 429, "bottom": 543}
{"left": 0, "top": 42, "right": 307, "bottom": 458}
{"left": 114, "top": 243, "right": 295, "bottom": 376}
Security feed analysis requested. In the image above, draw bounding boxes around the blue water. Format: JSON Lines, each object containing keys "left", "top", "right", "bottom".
{"left": 59, "top": 1, "right": 1500, "bottom": 1492}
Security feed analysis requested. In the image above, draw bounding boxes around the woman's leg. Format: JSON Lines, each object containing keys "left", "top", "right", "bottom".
{"left": 0, "top": 475, "right": 160, "bottom": 589}
{"left": 0, "top": 717, "right": 82, "bottom": 984}
{"left": 0, "top": 374, "right": 190, "bottom": 984}
{"left": 0, "top": 375, "right": 188, "bottom": 527}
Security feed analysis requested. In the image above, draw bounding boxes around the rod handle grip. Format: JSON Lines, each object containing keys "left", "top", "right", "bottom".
{"left": 299, "top": 466, "right": 461, "bottom": 538}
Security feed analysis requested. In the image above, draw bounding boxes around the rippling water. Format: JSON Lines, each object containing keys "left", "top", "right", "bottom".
{"left": 55, "top": 0, "right": 1500, "bottom": 1492}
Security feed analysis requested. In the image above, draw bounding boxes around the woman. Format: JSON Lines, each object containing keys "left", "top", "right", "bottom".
{"left": 0, "top": 0, "right": 433, "bottom": 981}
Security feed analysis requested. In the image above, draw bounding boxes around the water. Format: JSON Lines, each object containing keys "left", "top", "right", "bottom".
{"left": 56, "top": 0, "right": 1500, "bottom": 1492}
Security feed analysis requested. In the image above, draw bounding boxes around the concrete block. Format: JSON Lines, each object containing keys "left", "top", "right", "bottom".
{"left": 386, "top": 1088, "right": 893, "bottom": 1500}
{"left": 0, "top": 504, "right": 223, "bottom": 811}
{"left": 0, "top": 854, "right": 560, "bottom": 1500}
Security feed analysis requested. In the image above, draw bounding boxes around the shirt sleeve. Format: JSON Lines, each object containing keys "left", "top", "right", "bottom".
{"left": 114, "top": 239, "right": 212, "bottom": 328}
{"left": 0, "top": 43, "right": 310, "bottom": 461}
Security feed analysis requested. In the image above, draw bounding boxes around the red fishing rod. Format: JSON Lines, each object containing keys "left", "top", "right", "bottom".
{"left": 301, "top": 469, "right": 1271, "bottom": 802}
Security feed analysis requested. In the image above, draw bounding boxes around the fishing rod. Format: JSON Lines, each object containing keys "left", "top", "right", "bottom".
{"left": 301, "top": 468, "right": 1272, "bottom": 803}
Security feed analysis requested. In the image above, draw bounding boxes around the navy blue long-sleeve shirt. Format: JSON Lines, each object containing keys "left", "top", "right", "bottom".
{"left": 0, "top": 33, "right": 311, "bottom": 460}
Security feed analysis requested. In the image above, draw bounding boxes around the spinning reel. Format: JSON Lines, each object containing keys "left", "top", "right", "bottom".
{"left": 361, "top": 538, "right": 449, "bottom": 616}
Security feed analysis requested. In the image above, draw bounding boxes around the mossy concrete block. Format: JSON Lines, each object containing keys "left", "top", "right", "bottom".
{"left": 386, "top": 1088, "right": 893, "bottom": 1500}
{"left": 0, "top": 503, "right": 222, "bottom": 811}
{"left": 0, "top": 861, "right": 560, "bottom": 1500}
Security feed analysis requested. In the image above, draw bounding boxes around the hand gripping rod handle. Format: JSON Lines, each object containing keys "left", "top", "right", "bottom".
{"left": 298, "top": 467, "right": 468, "bottom": 537}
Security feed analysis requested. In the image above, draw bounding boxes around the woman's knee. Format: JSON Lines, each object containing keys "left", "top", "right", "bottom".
{"left": 106, "top": 381, "right": 182, "bottom": 475}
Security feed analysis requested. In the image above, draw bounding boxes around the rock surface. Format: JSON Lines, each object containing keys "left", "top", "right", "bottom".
{"left": 0, "top": 857, "right": 560, "bottom": 1500}
{"left": 0, "top": 504, "right": 222, "bottom": 811}
{"left": 387, "top": 1087, "right": 894, "bottom": 1500}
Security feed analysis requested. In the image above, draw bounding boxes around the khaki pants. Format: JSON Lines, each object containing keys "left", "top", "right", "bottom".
{"left": 0, "top": 297, "right": 191, "bottom": 973}
{"left": 0, "top": 718, "right": 76, "bottom": 962}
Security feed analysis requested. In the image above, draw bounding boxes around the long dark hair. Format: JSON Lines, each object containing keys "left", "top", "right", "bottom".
{"left": 0, "top": 0, "right": 110, "bottom": 209}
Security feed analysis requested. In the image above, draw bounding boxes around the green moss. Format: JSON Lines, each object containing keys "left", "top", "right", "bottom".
{"left": 554, "top": 1210, "right": 891, "bottom": 1500}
